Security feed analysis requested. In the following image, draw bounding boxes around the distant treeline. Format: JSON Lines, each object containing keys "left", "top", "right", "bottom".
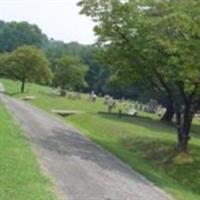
{"left": 0, "top": 20, "right": 139, "bottom": 99}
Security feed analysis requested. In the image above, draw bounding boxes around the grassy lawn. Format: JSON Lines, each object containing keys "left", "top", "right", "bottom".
{"left": 0, "top": 91, "right": 57, "bottom": 199}
{"left": 1, "top": 79, "right": 200, "bottom": 200}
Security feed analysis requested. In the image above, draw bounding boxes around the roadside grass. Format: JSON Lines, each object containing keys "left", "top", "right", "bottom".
{"left": 1, "top": 78, "right": 200, "bottom": 200}
{"left": 0, "top": 94, "right": 57, "bottom": 199}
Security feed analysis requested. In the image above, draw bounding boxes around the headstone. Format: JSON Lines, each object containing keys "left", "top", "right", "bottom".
{"left": 60, "top": 89, "right": 66, "bottom": 96}
{"left": 156, "top": 106, "right": 165, "bottom": 117}
{"left": 75, "top": 92, "right": 81, "bottom": 99}
{"left": 134, "top": 101, "right": 139, "bottom": 110}
{"left": 89, "top": 91, "right": 97, "bottom": 102}
{"left": 104, "top": 95, "right": 110, "bottom": 105}
{"left": 128, "top": 108, "right": 138, "bottom": 116}
{"left": 107, "top": 97, "right": 116, "bottom": 113}
{"left": 146, "top": 99, "right": 159, "bottom": 113}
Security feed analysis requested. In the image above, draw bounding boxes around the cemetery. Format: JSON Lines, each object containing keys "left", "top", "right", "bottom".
{"left": 1, "top": 78, "right": 200, "bottom": 200}
{"left": 0, "top": 1, "right": 199, "bottom": 200}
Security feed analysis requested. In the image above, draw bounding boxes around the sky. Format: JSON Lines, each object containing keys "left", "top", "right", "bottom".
{"left": 0, "top": 0, "right": 96, "bottom": 44}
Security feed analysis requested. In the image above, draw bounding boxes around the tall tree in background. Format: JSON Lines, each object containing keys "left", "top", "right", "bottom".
{"left": 2, "top": 45, "right": 53, "bottom": 93}
{"left": 0, "top": 21, "right": 47, "bottom": 53}
{"left": 0, "top": 53, "right": 8, "bottom": 76}
{"left": 0, "top": 20, "right": 139, "bottom": 98}
{"left": 53, "top": 55, "right": 88, "bottom": 93}
{"left": 44, "top": 40, "right": 110, "bottom": 94}
{"left": 44, "top": 39, "right": 70, "bottom": 72}
{"left": 78, "top": 0, "right": 200, "bottom": 151}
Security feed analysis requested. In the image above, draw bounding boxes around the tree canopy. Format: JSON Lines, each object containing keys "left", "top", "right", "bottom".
{"left": 0, "top": 21, "right": 47, "bottom": 53}
{"left": 2, "top": 45, "right": 53, "bottom": 93}
{"left": 53, "top": 55, "right": 88, "bottom": 91}
{"left": 0, "top": 20, "right": 125, "bottom": 97}
{"left": 78, "top": 0, "right": 200, "bottom": 151}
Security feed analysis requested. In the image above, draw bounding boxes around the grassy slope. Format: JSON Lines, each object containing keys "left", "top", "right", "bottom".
{"left": 0, "top": 91, "right": 57, "bottom": 199}
{"left": 2, "top": 79, "right": 200, "bottom": 200}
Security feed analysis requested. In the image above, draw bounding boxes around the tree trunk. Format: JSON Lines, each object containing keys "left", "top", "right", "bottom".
{"left": 118, "top": 109, "right": 122, "bottom": 118}
{"left": 176, "top": 104, "right": 193, "bottom": 152}
{"left": 21, "top": 78, "right": 26, "bottom": 93}
{"left": 60, "top": 89, "right": 66, "bottom": 96}
{"left": 161, "top": 98, "right": 174, "bottom": 123}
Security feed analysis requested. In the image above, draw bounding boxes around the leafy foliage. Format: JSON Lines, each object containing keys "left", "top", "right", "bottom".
{"left": 2, "top": 45, "right": 52, "bottom": 92}
{"left": 0, "top": 21, "right": 47, "bottom": 53}
{"left": 78, "top": 0, "right": 200, "bottom": 150}
{"left": 53, "top": 55, "right": 88, "bottom": 91}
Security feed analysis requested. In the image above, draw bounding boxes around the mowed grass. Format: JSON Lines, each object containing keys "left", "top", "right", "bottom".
{"left": 2, "top": 79, "right": 200, "bottom": 200}
{"left": 0, "top": 93, "right": 57, "bottom": 199}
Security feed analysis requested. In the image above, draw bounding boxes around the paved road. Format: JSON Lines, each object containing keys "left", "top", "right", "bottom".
{"left": 0, "top": 94, "right": 173, "bottom": 200}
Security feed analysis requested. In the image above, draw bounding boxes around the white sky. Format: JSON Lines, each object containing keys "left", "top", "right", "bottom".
{"left": 0, "top": 0, "right": 96, "bottom": 44}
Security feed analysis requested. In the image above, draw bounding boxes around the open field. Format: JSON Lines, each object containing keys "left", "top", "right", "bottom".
{"left": 1, "top": 79, "right": 200, "bottom": 200}
{"left": 0, "top": 94, "right": 57, "bottom": 199}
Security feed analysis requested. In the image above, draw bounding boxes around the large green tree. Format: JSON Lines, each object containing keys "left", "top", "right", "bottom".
{"left": 53, "top": 55, "right": 88, "bottom": 92}
{"left": 0, "top": 53, "right": 8, "bottom": 76}
{"left": 2, "top": 45, "right": 53, "bottom": 93}
{"left": 0, "top": 21, "right": 47, "bottom": 53}
{"left": 78, "top": 0, "right": 200, "bottom": 151}
{"left": 44, "top": 40, "right": 111, "bottom": 94}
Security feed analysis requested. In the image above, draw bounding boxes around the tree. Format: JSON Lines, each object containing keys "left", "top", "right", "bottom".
{"left": 53, "top": 55, "right": 88, "bottom": 93}
{"left": 0, "top": 21, "right": 47, "bottom": 53}
{"left": 44, "top": 39, "right": 70, "bottom": 72}
{"left": 44, "top": 40, "right": 110, "bottom": 94}
{"left": 3, "top": 45, "right": 53, "bottom": 93}
{"left": 78, "top": 0, "right": 200, "bottom": 151}
{"left": 0, "top": 53, "right": 8, "bottom": 77}
{"left": 0, "top": 20, "right": 5, "bottom": 29}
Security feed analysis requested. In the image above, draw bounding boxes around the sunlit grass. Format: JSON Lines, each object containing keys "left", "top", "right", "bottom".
{"left": 0, "top": 98, "right": 57, "bottom": 200}
{"left": 2, "top": 78, "right": 200, "bottom": 200}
